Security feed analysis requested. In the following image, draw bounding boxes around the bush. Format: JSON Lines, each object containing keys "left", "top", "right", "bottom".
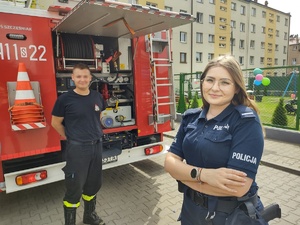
{"left": 190, "top": 92, "right": 199, "bottom": 108}
{"left": 194, "top": 91, "right": 199, "bottom": 100}
{"left": 188, "top": 89, "right": 192, "bottom": 100}
{"left": 271, "top": 98, "right": 288, "bottom": 126}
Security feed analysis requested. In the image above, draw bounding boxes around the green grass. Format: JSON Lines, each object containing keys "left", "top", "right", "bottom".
{"left": 255, "top": 96, "right": 297, "bottom": 129}
{"left": 182, "top": 96, "right": 298, "bottom": 130}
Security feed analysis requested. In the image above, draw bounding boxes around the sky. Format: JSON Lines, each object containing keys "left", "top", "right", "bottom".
{"left": 257, "top": 0, "right": 300, "bottom": 35}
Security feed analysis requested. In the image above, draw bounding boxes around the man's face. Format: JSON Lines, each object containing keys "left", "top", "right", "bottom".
{"left": 71, "top": 68, "right": 92, "bottom": 90}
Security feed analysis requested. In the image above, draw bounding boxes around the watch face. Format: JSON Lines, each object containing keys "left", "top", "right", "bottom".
{"left": 191, "top": 168, "right": 197, "bottom": 179}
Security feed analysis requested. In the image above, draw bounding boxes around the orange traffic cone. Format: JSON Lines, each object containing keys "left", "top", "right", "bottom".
{"left": 14, "top": 62, "right": 36, "bottom": 105}
{"left": 8, "top": 63, "right": 45, "bottom": 125}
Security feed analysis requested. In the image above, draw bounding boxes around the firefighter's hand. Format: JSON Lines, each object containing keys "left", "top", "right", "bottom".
{"left": 201, "top": 168, "right": 247, "bottom": 192}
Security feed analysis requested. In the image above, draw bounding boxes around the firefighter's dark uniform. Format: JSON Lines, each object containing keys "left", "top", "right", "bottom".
{"left": 169, "top": 104, "right": 265, "bottom": 225}
{"left": 52, "top": 89, "right": 106, "bottom": 225}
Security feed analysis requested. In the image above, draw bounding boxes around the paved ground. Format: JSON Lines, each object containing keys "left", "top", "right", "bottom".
{"left": 0, "top": 123, "right": 299, "bottom": 225}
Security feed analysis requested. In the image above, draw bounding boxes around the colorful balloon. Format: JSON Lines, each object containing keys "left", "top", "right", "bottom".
{"left": 254, "top": 80, "right": 262, "bottom": 86}
{"left": 255, "top": 74, "right": 263, "bottom": 81}
{"left": 253, "top": 68, "right": 263, "bottom": 75}
{"left": 262, "top": 77, "right": 270, "bottom": 86}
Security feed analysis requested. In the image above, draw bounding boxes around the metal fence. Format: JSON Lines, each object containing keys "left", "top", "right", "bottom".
{"left": 174, "top": 65, "right": 300, "bottom": 130}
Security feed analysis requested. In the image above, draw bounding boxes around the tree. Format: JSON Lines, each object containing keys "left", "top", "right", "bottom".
{"left": 188, "top": 89, "right": 192, "bottom": 100}
{"left": 271, "top": 98, "right": 288, "bottom": 126}
{"left": 190, "top": 92, "right": 199, "bottom": 109}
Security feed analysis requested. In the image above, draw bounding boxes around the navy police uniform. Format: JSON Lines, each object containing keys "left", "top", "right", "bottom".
{"left": 169, "top": 104, "right": 264, "bottom": 225}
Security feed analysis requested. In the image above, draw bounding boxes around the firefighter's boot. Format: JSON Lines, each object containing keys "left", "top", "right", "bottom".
{"left": 64, "top": 206, "right": 76, "bottom": 225}
{"left": 83, "top": 197, "right": 105, "bottom": 225}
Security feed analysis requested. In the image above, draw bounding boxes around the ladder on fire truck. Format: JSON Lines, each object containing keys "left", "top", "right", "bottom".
{"left": 147, "top": 30, "right": 176, "bottom": 132}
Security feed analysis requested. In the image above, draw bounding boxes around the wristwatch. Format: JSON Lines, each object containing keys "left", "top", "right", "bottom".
{"left": 190, "top": 168, "right": 198, "bottom": 179}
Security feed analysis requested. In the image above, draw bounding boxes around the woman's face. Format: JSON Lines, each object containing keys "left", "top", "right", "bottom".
{"left": 202, "top": 66, "right": 237, "bottom": 108}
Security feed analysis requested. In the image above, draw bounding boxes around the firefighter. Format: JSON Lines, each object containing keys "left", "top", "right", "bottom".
{"left": 51, "top": 63, "right": 106, "bottom": 225}
{"left": 164, "top": 55, "right": 267, "bottom": 225}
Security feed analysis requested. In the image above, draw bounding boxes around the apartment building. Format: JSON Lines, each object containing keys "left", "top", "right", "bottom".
{"left": 126, "top": 0, "right": 291, "bottom": 75}
{"left": 289, "top": 35, "right": 300, "bottom": 66}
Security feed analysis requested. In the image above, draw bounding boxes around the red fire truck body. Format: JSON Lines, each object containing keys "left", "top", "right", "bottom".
{"left": 0, "top": 0, "right": 194, "bottom": 193}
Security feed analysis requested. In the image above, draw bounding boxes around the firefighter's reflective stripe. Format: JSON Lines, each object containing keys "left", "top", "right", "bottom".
{"left": 82, "top": 194, "right": 96, "bottom": 201}
{"left": 63, "top": 200, "right": 80, "bottom": 208}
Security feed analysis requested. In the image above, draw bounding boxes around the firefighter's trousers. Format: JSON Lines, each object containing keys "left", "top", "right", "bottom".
{"left": 62, "top": 140, "right": 103, "bottom": 207}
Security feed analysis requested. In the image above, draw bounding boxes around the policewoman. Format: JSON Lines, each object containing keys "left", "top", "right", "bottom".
{"left": 164, "top": 55, "right": 266, "bottom": 225}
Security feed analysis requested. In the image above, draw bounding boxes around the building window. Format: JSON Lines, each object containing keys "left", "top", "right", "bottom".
{"left": 180, "top": 52, "right": 187, "bottom": 63}
{"left": 251, "top": 7, "right": 256, "bottom": 16}
{"left": 196, "top": 32, "right": 203, "bottom": 43}
{"left": 209, "top": 0, "right": 215, "bottom": 4}
{"left": 261, "top": 42, "right": 265, "bottom": 49}
{"left": 231, "top": 2, "right": 236, "bottom": 10}
{"left": 275, "top": 44, "right": 279, "bottom": 51}
{"left": 209, "top": 15, "right": 215, "bottom": 24}
{"left": 180, "top": 9, "right": 187, "bottom": 13}
{"left": 283, "top": 46, "right": 287, "bottom": 54}
{"left": 208, "top": 53, "right": 214, "bottom": 60}
{"left": 262, "top": 11, "right": 266, "bottom": 18}
{"left": 240, "top": 5, "right": 245, "bottom": 15}
{"left": 219, "top": 36, "right": 226, "bottom": 41}
{"left": 197, "top": 0, "right": 203, "bottom": 3}
{"left": 276, "top": 30, "right": 279, "bottom": 37}
{"left": 232, "top": 38, "right": 236, "bottom": 46}
{"left": 250, "top": 40, "right": 255, "bottom": 49}
{"left": 146, "top": 2, "right": 157, "bottom": 7}
{"left": 219, "top": 25, "right": 226, "bottom": 30}
{"left": 196, "top": 12, "right": 203, "bottom": 23}
{"left": 220, "top": 17, "right": 227, "bottom": 23}
{"left": 180, "top": 32, "right": 187, "bottom": 43}
{"left": 250, "top": 56, "right": 254, "bottom": 65}
{"left": 240, "top": 23, "right": 245, "bottom": 32}
{"left": 239, "top": 40, "right": 245, "bottom": 49}
{"left": 284, "top": 32, "right": 288, "bottom": 40}
{"left": 220, "top": 0, "right": 227, "bottom": 3}
{"left": 268, "top": 43, "right": 272, "bottom": 49}
{"left": 277, "top": 15, "right": 280, "bottom": 22}
{"left": 293, "top": 45, "right": 298, "bottom": 51}
{"left": 262, "top": 26, "right": 265, "bottom": 33}
{"left": 251, "top": 24, "right": 255, "bottom": 33}
{"left": 285, "top": 18, "right": 288, "bottom": 26}
{"left": 208, "top": 34, "right": 215, "bottom": 43}
{"left": 196, "top": 52, "right": 202, "bottom": 62}
{"left": 220, "top": 6, "right": 227, "bottom": 11}
{"left": 239, "top": 56, "right": 244, "bottom": 65}
{"left": 219, "top": 43, "right": 226, "bottom": 48}
{"left": 283, "top": 59, "right": 286, "bottom": 65}
{"left": 231, "top": 20, "right": 236, "bottom": 28}
{"left": 260, "top": 57, "right": 264, "bottom": 64}
{"left": 165, "top": 6, "right": 172, "bottom": 11}
{"left": 275, "top": 58, "right": 278, "bottom": 65}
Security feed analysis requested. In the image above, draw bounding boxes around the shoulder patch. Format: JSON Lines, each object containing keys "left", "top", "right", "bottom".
{"left": 182, "top": 108, "right": 202, "bottom": 118}
{"left": 235, "top": 105, "right": 255, "bottom": 118}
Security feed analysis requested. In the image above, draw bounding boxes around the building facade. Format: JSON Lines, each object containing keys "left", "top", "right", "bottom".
{"left": 127, "top": 0, "right": 291, "bottom": 75}
{"left": 288, "top": 35, "right": 300, "bottom": 67}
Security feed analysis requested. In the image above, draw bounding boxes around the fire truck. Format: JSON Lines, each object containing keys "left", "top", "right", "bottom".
{"left": 0, "top": 0, "right": 195, "bottom": 193}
